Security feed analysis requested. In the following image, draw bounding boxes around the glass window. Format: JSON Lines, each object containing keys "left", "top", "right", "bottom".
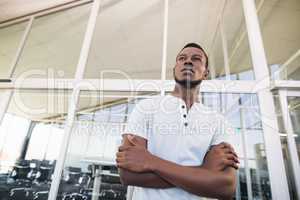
{"left": 0, "top": 89, "right": 70, "bottom": 200}
{"left": 0, "top": 21, "right": 28, "bottom": 78}
{"left": 85, "top": 0, "right": 164, "bottom": 79}
{"left": 257, "top": 0, "right": 300, "bottom": 80}
{"left": 281, "top": 136, "right": 299, "bottom": 200}
{"left": 274, "top": 93, "right": 299, "bottom": 200}
{"left": 165, "top": 0, "right": 254, "bottom": 80}
{"left": 110, "top": 104, "right": 127, "bottom": 123}
{"left": 287, "top": 96, "right": 300, "bottom": 159}
{"left": 222, "top": 0, "right": 254, "bottom": 80}
{"left": 238, "top": 70, "right": 255, "bottom": 80}
{"left": 202, "top": 92, "right": 271, "bottom": 199}
{"left": 94, "top": 109, "right": 110, "bottom": 122}
{"left": 0, "top": 113, "right": 30, "bottom": 173}
{"left": 25, "top": 123, "right": 64, "bottom": 161}
{"left": 12, "top": 4, "right": 91, "bottom": 79}
{"left": 210, "top": 0, "right": 255, "bottom": 80}
{"left": 202, "top": 92, "right": 221, "bottom": 112}
{"left": 56, "top": 92, "right": 127, "bottom": 200}
{"left": 211, "top": 26, "right": 226, "bottom": 79}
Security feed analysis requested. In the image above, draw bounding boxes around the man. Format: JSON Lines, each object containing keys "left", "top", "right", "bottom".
{"left": 116, "top": 43, "right": 239, "bottom": 200}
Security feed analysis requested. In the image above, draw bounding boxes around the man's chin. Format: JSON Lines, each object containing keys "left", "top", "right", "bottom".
{"left": 174, "top": 78, "right": 202, "bottom": 89}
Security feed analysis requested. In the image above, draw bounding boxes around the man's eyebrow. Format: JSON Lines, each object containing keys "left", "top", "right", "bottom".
{"left": 191, "top": 54, "right": 204, "bottom": 59}
{"left": 193, "top": 54, "right": 202, "bottom": 57}
{"left": 177, "top": 53, "right": 186, "bottom": 57}
{"left": 177, "top": 52, "right": 205, "bottom": 58}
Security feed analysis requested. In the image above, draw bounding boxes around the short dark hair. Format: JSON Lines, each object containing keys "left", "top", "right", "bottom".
{"left": 180, "top": 43, "right": 209, "bottom": 68}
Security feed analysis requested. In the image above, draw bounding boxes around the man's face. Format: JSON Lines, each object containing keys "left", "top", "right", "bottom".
{"left": 174, "top": 47, "right": 208, "bottom": 85}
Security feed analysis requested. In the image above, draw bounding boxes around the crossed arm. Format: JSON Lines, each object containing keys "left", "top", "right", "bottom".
{"left": 118, "top": 134, "right": 173, "bottom": 188}
{"left": 117, "top": 134, "right": 239, "bottom": 199}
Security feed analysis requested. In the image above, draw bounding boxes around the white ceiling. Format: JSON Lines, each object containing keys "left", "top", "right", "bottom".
{"left": 0, "top": 0, "right": 299, "bottom": 120}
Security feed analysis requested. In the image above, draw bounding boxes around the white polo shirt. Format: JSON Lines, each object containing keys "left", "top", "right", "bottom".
{"left": 124, "top": 95, "right": 235, "bottom": 200}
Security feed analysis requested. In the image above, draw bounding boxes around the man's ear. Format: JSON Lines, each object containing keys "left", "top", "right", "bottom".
{"left": 204, "top": 69, "right": 209, "bottom": 79}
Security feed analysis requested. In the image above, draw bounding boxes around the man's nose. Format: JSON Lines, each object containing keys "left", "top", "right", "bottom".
{"left": 184, "top": 61, "right": 193, "bottom": 67}
{"left": 184, "top": 57, "right": 193, "bottom": 66}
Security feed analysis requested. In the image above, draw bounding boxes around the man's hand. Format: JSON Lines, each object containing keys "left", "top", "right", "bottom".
{"left": 116, "top": 135, "right": 154, "bottom": 173}
{"left": 202, "top": 142, "right": 239, "bottom": 172}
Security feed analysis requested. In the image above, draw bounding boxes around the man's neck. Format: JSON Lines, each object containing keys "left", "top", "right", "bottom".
{"left": 171, "top": 84, "right": 200, "bottom": 110}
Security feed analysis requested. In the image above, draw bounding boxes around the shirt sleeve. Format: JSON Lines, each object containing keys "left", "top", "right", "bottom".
{"left": 123, "top": 100, "right": 151, "bottom": 140}
{"left": 210, "top": 114, "right": 236, "bottom": 148}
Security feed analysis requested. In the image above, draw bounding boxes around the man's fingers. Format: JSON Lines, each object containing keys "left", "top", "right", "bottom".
{"left": 219, "top": 142, "right": 228, "bottom": 148}
{"left": 228, "top": 148, "right": 238, "bottom": 157}
{"left": 219, "top": 142, "right": 238, "bottom": 158}
{"left": 116, "top": 157, "right": 129, "bottom": 170}
{"left": 226, "top": 154, "right": 240, "bottom": 164}
{"left": 116, "top": 160, "right": 126, "bottom": 169}
{"left": 127, "top": 135, "right": 139, "bottom": 146}
{"left": 116, "top": 157, "right": 125, "bottom": 163}
{"left": 217, "top": 142, "right": 235, "bottom": 153}
{"left": 232, "top": 156, "right": 239, "bottom": 164}
{"left": 116, "top": 152, "right": 125, "bottom": 158}
{"left": 224, "top": 159, "right": 239, "bottom": 169}
{"left": 116, "top": 158, "right": 123, "bottom": 164}
{"left": 220, "top": 142, "right": 233, "bottom": 150}
{"left": 118, "top": 145, "right": 131, "bottom": 152}
{"left": 224, "top": 149, "right": 239, "bottom": 161}
{"left": 225, "top": 151, "right": 239, "bottom": 163}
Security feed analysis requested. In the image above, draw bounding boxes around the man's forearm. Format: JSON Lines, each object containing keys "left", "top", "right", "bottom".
{"left": 119, "top": 168, "right": 174, "bottom": 188}
{"left": 119, "top": 134, "right": 174, "bottom": 188}
{"left": 149, "top": 155, "right": 236, "bottom": 199}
